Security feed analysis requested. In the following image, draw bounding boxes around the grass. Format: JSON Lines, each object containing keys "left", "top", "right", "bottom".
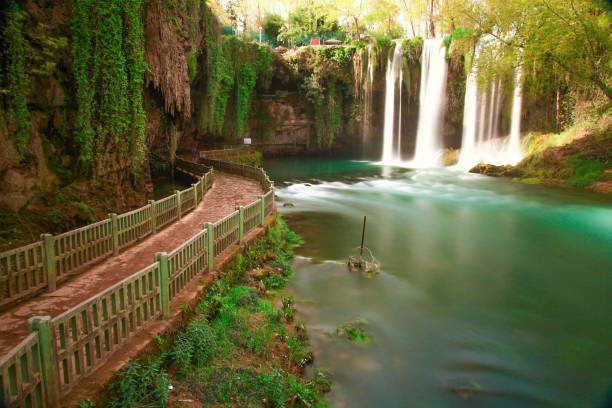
{"left": 95, "top": 215, "right": 329, "bottom": 407}
{"left": 520, "top": 121, "right": 591, "bottom": 157}
{"left": 566, "top": 154, "right": 607, "bottom": 187}
{"left": 475, "top": 121, "right": 612, "bottom": 193}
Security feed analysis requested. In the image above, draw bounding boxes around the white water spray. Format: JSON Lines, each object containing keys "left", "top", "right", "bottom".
{"left": 362, "top": 46, "right": 374, "bottom": 153}
{"left": 457, "top": 59, "right": 524, "bottom": 169}
{"left": 381, "top": 41, "right": 403, "bottom": 163}
{"left": 412, "top": 39, "right": 448, "bottom": 166}
{"left": 507, "top": 68, "right": 523, "bottom": 163}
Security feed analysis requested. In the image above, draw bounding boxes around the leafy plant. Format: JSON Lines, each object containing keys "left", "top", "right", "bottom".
{"left": 265, "top": 273, "right": 288, "bottom": 289}
{"left": 108, "top": 359, "right": 170, "bottom": 408}
{"left": 3, "top": 3, "right": 30, "bottom": 160}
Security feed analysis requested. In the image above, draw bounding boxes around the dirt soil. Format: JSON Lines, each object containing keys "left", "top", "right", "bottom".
{"left": 0, "top": 173, "right": 262, "bottom": 356}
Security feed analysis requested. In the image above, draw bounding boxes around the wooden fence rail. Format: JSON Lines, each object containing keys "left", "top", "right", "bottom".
{"left": 0, "top": 157, "right": 274, "bottom": 407}
{"left": 0, "top": 165, "right": 212, "bottom": 312}
{"left": 0, "top": 242, "right": 46, "bottom": 310}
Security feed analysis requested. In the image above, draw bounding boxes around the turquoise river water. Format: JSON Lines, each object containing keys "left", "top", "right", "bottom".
{"left": 264, "top": 159, "right": 612, "bottom": 408}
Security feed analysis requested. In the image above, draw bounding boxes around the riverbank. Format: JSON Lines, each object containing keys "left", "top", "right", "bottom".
{"left": 84, "top": 216, "right": 330, "bottom": 408}
{"left": 470, "top": 121, "right": 612, "bottom": 194}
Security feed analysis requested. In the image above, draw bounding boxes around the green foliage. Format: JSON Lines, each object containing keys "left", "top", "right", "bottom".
{"left": 173, "top": 317, "right": 217, "bottom": 375}
{"left": 374, "top": 35, "right": 392, "bottom": 50}
{"left": 71, "top": 0, "right": 94, "bottom": 165}
{"left": 70, "top": 0, "right": 147, "bottom": 170}
{"left": 235, "top": 63, "right": 256, "bottom": 137}
{"left": 265, "top": 273, "right": 288, "bottom": 289}
{"left": 442, "top": 27, "right": 472, "bottom": 51}
{"left": 278, "top": 5, "right": 340, "bottom": 44}
{"left": 77, "top": 399, "right": 96, "bottom": 408}
{"left": 221, "top": 151, "right": 263, "bottom": 166}
{"left": 2, "top": 3, "right": 30, "bottom": 160}
{"left": 566, "top": 154, "right": 607, "bottom": 187}
{"left": 263, "top": 13, "right": 284, "bottom": 41}
{"left": 107, "top": 216, "right": 328, "bottom": 407}
{"left": 108, "top": 359, "right": 170, "bottom": 408}
{"left": 338, "top": 318, "right": 371, "bottom": 344}
{"left": 203, "top": 31, "right": 275, "bottom": 139}
{"left": 287, "top": 333, "right": 312, "bottom": 368}
{"left": 282, "top": 295, "right": 295, "bottom": 322}
{"left": 186, "top": 50, "right": 198, "bottom": 81}
{"left": 472, "top": 0, "right": 612, "bottom": 113}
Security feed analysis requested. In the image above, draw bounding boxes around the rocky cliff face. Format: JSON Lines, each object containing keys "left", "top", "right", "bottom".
{"left": 0, "top": 0, "right": 564, "bottom": 249}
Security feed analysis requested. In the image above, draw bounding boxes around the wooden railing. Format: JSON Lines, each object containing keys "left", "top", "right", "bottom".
{"left": 0, "top": 157, "right": 274, "bottom": 407}
{"left": 0, "top": 164, "right": 212, "bottom": 311}
{"left": 0, "top": 242, "right": 46, "bottom": 307}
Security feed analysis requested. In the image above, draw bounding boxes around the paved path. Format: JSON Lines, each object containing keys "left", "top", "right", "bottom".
{"left": 0, "top": 173, "right": 262, "bottom": 355}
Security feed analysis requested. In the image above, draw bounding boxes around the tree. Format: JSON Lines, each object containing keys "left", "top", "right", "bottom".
{"left": 334, "top": 0, "right": 368, "bottom": 40}
{"left": 466, "top": 0, "right": 612, "bottom": 111}
{"left": 278, "top": 1, "right": 340, "bottom": 42}
{"left": 263, "top": 13, "right": 283, "bottom": 40}
{"left": 364, "top": 0, "right": 401, "bottom": 36}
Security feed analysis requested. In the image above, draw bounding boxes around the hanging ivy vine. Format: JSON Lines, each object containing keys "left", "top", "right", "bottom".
{"left": 71, "top": 0, "right": 94, "bottom": 164}
{"left": 71, "top": 0, "right": 146, "bottom": 172}
{"left": 2, "top": 3, "right": 30, "bottom": 160}
{"left": 235, "top": 63, "right": 256, "bottom": 137}
{"left": 201, "top": 25, "right": 275, "bottom": 140}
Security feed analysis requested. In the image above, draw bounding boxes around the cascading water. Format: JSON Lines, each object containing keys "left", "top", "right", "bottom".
{"left": 362, "top": 46, "right": 374, "bottom": 154}
{"left": 457, "top": 57, "right": 524, "bottom": 169}
{"left": 381, "top": 41, "right": 403, "bottom": 163}
{"left": 507, "top": 68, "right": 523, "bottom": 163}
{"left": 457, "top": 67, "right": 479, "bottom": 168}
{"left": 412, "top": 38, "right": 448, "bottom": 166}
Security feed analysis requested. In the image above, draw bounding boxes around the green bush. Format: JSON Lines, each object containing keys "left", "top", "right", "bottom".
{"left": 174, "top": 317, "right": 217, "bottom": 375}
{"left": 265, "top": 273, "right": 288, "bottom": 289}
{"left": 109, "top": 359, "right": 170, "bottom": 408}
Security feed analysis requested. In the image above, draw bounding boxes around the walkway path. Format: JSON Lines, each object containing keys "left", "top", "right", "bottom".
{"left": 0, "top": 173, "right": 262, "bottom": 355}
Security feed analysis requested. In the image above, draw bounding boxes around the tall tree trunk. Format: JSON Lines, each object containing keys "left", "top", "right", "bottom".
{"left": 410, "top": 19, "right": 416, "bottom": 37}
{"left": 353, "top": 16, "right": 360, "bottom": 40}
{"left": 429, "top": 0, "right": 435, "bottom": 38}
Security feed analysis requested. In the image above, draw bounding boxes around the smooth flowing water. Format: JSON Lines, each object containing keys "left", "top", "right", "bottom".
{"left": 265, "top": 158, "right": 612, "bottom": 408}
{"left": 458, "top": 46, "right": 523, "bottom": 169}
{"left": 382, "top": 42, "right": 403, "bottom": 163}
{"left": 413, "top": 38, "right": 448, "bottom": 167}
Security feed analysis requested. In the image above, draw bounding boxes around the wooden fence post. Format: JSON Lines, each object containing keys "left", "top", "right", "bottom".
{"left": 204, "top": 223, "right": 214, "bottom": 272}
{"left": 149, "top": 200, "right": 156, "bottom": 233}
{"left": 41, "top": 234, "right": 56, "bottom": 292}
{"left": 110, "top": 213, "right": 119, "bottom": 255}
{"left": 192, "top": 183, "right": 198, "bottom": 207}
{"left": 237, "top": 206, "right": 244, "bottom": 244}
{"left": 175, "top": 191, "right": 182, "bottom": 219}
{"left": 155, "top": 252, "right": 170, "bottom": 318}
{"left": 28, "top": 316, "right": 59, "bottom": 407}
{"left": 260, "top": 195, "right": 265, "bottom": 225}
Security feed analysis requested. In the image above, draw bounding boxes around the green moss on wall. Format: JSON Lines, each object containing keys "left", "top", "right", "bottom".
{"left": 70, "top": 0, "right": 147, "bottom": 172}
{"left": 2, "top": 3, "right": 30, "bottom": 161}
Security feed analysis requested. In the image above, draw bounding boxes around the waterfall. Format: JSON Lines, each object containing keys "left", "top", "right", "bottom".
{"left": 458, "top": 61, "right": 524, "bottom": 169}
{"left": 396, "top": 58, "right": 403, "bottom": 161}
{"left": 457, "top": 67, "right": 479, "bottom": 168}
{"left": 363, "top": 46, "right": 374, "bottom": 155}
{"left": 381, "top": 41, "right": 403, "bottom": 163}
{"left": 487, "top": 80, "right": 497, "bottom": 142}
{"left": 412, "top": 39, "right": 448, "bottom": 166}
{"left": 507, "top": 68, "right": 523, "bottom": 163}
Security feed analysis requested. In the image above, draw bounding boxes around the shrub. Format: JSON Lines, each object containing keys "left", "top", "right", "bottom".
{"left": 109, "top": 359, "right": 170, "bottom": 408}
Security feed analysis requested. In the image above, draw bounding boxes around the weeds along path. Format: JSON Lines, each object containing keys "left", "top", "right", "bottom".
{"left": 0, "top": 173, "right": 262, "bottom": 356}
